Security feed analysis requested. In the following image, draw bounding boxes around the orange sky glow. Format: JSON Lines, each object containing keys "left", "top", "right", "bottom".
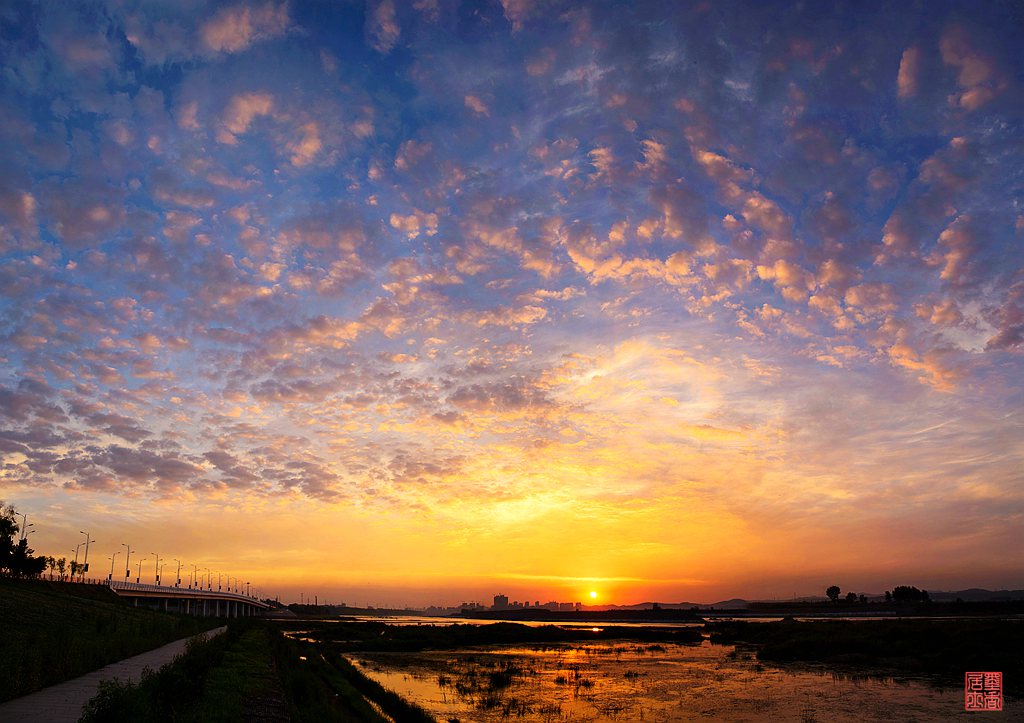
{"left": 1, "top": 1, "right": 1022, "bottom": 607}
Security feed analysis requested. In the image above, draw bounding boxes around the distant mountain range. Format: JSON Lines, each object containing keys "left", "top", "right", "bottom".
{"left": 589, "top": 589, "right": 1024, "bottom": 610}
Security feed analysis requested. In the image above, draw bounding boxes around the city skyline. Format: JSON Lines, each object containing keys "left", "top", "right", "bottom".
{"left": 1, "top": 1, "right": 1022, "bottom": 608}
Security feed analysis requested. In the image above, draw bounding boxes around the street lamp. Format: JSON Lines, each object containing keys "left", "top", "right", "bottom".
{"left": 204, "top": 568, "right": 211, "bottom": 590}
{"left": 122, "top": 543, "right": 132, "bottom": 581}
{"left": 174, "top": 559, "right": 182, "bottom": 588}
{"left": 151, "top": 552, "right": 161, "bottom": 585}
{"left": 246, "top": 581, "right": 250, "bottom": 597}
{"left": 80, "top": 531, "right": 94, "bottom": 580}
{"left": 73, "top": 543, "right": 84, "bottom": 579}
{"left": 108, "top": 551, "right": 120, "bottom": 582}
{"left": 191, "top": 563, "right": 198, "bottom": 590}
{"left": 218, "top": 572, "right": 222, "bottom": 591}
{"left": 135, "top": 558, "right": 142, "bottom": 584}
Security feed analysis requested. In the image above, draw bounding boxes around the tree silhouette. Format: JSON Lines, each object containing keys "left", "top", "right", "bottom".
{"left": 0, "top": 502, "right": 46, "bottom": 578}
{"left": 892, "top": 585, "right": 926, "bottom": 603}
{"left": 845, "top": 591, "right": 858, "bottom": 603}
{"left": 826, "top": 585, "right": 841, "bottom": 602}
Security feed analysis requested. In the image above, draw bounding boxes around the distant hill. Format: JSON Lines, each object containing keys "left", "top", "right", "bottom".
{"left": 585, "top": 588, "right": 1024, "bottom": 612}
{"left": 926, "top": 588, "right": 1024, "bottom": 602}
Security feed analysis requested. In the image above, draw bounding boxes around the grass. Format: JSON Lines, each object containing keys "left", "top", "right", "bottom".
{"left": 319, "top": 649, "right": 437, "bottom": 722}
{"left": 707, "top": 618, "right": 1024, "bottom": 695}
{"left": 79, "top": 622, "right": 438, "bottom": 722}
{"left": 0, "top": 578, "right": 219, "bottom": 702}
{"left": 79, "top": 626, "right": 234, "bottom": 722}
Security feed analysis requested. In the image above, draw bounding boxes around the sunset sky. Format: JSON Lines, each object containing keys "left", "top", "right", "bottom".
{"left": 1, "top": 1, "right": 1022, "bottom": 606}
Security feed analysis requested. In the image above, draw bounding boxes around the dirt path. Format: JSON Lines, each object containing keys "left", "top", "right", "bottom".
{"left": 0, "top": 625, "right": 227, "bottom": 723}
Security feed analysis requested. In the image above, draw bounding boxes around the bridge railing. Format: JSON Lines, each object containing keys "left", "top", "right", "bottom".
{"left": 108, "top": 580, "right": 266, "bottom": 604}
{"left": 33, "top": 573, "right": 268, "bottom": 607}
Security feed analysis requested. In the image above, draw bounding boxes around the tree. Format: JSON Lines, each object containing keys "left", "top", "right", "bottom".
{"left": 859, "top": 594, "right": 867, "bottom": 604}
{"left": 845, "top": 591, "right": 858, "bottom": 603}
{"left": 0, "top": 502, "right": 46, "bottom": 578}
{"left": 0, "top": 502, "right": 17, "bottom": 573}
{"left": 884, "top": 591, "right": 892, "bottom": 603}
{"left": 56, "top": 557, "right": 67, "bottom": 581}
{"left": 892, "top": 585, "right": 924, "bottom": 603}
{"left": 826, "top": 585, "right": 841, "bottom": 602}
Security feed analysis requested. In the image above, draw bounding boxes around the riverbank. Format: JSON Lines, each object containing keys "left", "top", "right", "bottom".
{"left": 0, "top": 578, "right": 220, "bottom": 702}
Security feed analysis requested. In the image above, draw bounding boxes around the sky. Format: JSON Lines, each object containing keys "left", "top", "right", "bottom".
{"left": 0, "top": 0, "right": 1022, "bottom": 607}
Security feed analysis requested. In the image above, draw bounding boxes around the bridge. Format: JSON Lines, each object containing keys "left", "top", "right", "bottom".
{"left": 108, "top": 580, "right": 270, "bottom": 617}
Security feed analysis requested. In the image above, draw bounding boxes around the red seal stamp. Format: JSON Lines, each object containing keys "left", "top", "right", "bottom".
{"left": 965, "top": 672, "right": 1002, "bottom": 711}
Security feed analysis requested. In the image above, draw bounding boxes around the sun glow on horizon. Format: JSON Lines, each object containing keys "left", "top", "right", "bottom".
{"left": 0, "top": 0, "right": 1021, "bottom": 608}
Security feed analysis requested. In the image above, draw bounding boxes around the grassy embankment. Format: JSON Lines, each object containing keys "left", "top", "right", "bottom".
{"left": 0, "top": 578, "right": 220, "bottom": 703}
{"left": 80, "top": 621, "right": 437, "bottom": 722}
{"left": 708, "top": 618, "right": 1024, "bottom": 696}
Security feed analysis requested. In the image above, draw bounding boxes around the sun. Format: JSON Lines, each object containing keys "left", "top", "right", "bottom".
{"left": 589, "top": 590, "right": 598, "bottom": 599}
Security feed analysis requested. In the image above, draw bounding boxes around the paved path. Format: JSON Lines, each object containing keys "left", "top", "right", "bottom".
{"left": 0, "top": 626, "right": 227, "bottom": 723}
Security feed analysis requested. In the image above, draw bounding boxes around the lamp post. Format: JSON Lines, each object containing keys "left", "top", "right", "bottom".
{"left": 73, "top": 543, "right": 83, "bottom": 579}
{"left": 80, "top": 531, "right": 93, "bottom": 580}
{"left": 123, "top": 543, "right": 132, "bottom": 581}
{"left": 108, "top": 551, "right": 120, "bottom": 582}
{"left": 246, "top": 581, "right": 250, "bottom": 598}
{"left": 204, "top": 568, "right": 211, "bottom": 590}
{"left": 135, "top": 558, "right": 142, "bottom": 584}
{"left": 191, "top": 564, "right": 198, "bottom": 590}
{"left": 174, "top": 559, "right": 182, "bottom": 588}
{"left": 151, "top": 552, "right": 160, "bottom": 585}
{"left": 218, "top": 572, "right": 222, "bottom": 591}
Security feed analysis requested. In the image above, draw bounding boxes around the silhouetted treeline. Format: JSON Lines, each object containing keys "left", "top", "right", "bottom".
{"left": 275, "top": 620, "right": 703, "bottom": 652}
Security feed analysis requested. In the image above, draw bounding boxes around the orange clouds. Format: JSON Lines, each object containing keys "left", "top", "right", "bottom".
{"left": 940, "top": 26, "right": 1006, "bottom": 111}
{"left": 218, "top": 92, "right": 274, "bottom": 144}
{"left": 464, "top": 94, "right": 490, "bottom": 117}
{"left": 368, "top": 0, "right": 400, "bottom": 53}
{"left": 897, "top": 46, "right": 921, "bottom": 98}
{"left": 201, "top": 2, "right": 290, "bottom": 54}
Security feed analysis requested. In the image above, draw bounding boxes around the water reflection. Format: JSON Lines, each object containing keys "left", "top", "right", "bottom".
{"left": 348, "top": 639, "right": 1011, "bottom": 721}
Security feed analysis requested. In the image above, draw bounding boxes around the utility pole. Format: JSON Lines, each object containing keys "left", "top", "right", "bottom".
{"left": 123, "top": 543, "right": 132, "bottom": 581}
{"left": 80, "top": 531, "right": 93, "bottom": 580}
